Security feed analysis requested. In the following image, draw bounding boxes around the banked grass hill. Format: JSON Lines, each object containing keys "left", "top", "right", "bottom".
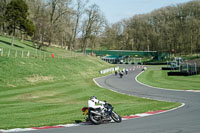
{"left": 0, "top": 36, "right": 179, "bottom": 129}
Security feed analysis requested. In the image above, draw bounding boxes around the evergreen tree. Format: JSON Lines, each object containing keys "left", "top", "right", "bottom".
{"left": 5, "top": 0, "right": 35, "bottom": 45}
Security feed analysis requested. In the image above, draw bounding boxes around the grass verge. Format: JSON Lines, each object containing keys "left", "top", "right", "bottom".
{"left": 137, "top": 65, "right": 200, "bottom": 90}
{"left": 0, "top": 36, "right": 180, "bottom": 129}
{"left": 0, "top": 57, "right": 180, "bottom": 129}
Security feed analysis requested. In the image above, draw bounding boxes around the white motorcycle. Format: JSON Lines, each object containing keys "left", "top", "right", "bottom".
{"left": 82, "top": 102, "right": 122, "bottom": 125}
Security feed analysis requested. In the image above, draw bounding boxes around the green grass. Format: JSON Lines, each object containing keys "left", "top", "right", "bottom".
{"left": 137, "top": 65, "right": 200, "bottom": 90}
{"left": 0, "top": 35, "right": 81, "bottom": 58}
{"left": 182, "top": 54, "right": 200, "bottom": 60}
{"left": 0, "top": 36, "right": 180, "bottom": 129}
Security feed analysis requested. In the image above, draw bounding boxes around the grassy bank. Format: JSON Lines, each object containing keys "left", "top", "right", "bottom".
{"left": 137, "top": 66, "right": 200, "bottom": 90}
{"left": 0, "top": 36, "right": 180, "bottom": 129}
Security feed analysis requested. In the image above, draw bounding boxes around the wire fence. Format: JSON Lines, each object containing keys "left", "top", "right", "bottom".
{"left": 0, "top": 47, "right": 84, "bottom": 59}
{"left": 180, "top": 63, "right": 199, "bottom": 75}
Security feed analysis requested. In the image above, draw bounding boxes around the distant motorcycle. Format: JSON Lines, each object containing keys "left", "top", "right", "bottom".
{"left": 82, "top": 102, "right": 122, "bottom": 125}
{"left": 119, "top": 72, "right": 123, "bottom": 78}
{"left": 115, "top": 70, "right": 118, "bottom": 76}
{"left": 125, "top": 69, "right": 128, "bottom": 74}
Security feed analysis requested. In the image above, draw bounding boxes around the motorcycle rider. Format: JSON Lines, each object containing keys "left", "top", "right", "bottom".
{"left": 115, "top": 70, "right": 118, "bottom": 76}
{"left": 83, "top": 96, "right": 121, "bottom": 124}
{"left": 119, "top": 71, "right": 123, "bottom": 78}
{"left": 125, "top": 68, "right": 128, "bottom": 74}
{"left": 88, "top": 96, "right": 105, "bottom": 110}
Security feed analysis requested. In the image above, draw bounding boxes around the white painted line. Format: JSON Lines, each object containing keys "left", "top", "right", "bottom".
{"left": 135, "top": 113, "right": 152, "bottom": 117}
{"left": 93, "top": 74, "right": 186, "bottom": 120}
{"left": 135, "top": 71, "right": 200, "bottom": 93}
{"left": 93, "top": 78, "right": 103, "bottom": 88}
{"left": 0, "top": 71, "right": 189, "bottom": 133}
{"left": 0, "top": 104, "right": 185, "bottom": 133}
{"left": 0, "top": 128, "right": 36, "bottom": 133}
{"left": 185, "top": 90, "right": 200, "bottom": 92}
{"left": 57, "top": 124, "right": 79, "bottom": 127}
{"left": 165, "top": 103, "right": 185, "bottom": 112}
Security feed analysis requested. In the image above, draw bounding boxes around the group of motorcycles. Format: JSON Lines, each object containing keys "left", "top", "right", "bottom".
{"left": 115, "top": 69, "right": 128, "bottom": 78}
{"left": 81, "top": 102, "right": 121, "bottom": 125}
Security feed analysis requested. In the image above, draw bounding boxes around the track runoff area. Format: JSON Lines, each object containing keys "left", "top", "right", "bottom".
{"left": 1, "top": 65, "right": 199, "bottom": 133}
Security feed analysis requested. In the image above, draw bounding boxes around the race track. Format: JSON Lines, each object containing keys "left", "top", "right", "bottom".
{"left": 14, "top": 65, "right": 200, "bottom": 133}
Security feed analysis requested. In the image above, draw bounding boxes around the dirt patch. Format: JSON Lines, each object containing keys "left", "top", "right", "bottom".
{"left": 17, "top": 91, "right": 58, "bottom": 100}
{"left": 20, "top": 61, "right": 25, "bottom": 65}
{"left": 7, "top": 84, "right": 16, "bottom": 87}
{"left": 25, "top": 75, "right": 54, "bottom": 83}
{"left": 18, "top": 93, "right": 39, "bottom": 100}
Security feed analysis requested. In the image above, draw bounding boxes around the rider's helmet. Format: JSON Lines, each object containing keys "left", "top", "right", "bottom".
{"left": 90, "top": 96, "right": 97, "bottom": 100}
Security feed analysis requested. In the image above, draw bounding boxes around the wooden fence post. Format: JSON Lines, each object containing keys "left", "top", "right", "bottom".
{"left": 15, "top": 50, "right": 17, "bottom": 58}
{"left": 8, "top": 49, "right": 10, "bottom": 57}
{"left": 22, "top": 50, "right": 24, "bottom": 58}
{"left": 0, "top": 48, "right": 2, "bottom": 56}
{"left": 1, "top": 48, "right": 3, "bottom": 56}
{"left": 27, "top": 51, "right": 30, "bottom": 58}
{"left": 195, "top": 63, "right": 197, "bottom": 74}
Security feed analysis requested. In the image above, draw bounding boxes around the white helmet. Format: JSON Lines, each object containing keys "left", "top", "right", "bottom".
{"left": 90, "top": 96, "right": 97, "bottom": 100}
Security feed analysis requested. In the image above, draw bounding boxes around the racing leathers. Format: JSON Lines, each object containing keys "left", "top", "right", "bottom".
{"left": 88, "top": 98, "right": 105, "bottom": 109}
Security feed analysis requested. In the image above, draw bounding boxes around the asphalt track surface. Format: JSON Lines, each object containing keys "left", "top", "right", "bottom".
{"left": 18, "top": 65, "right": 200, "bottom": 133}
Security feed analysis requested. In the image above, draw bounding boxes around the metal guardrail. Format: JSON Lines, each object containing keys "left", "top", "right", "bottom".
{"left": 100, "top": 67, "right": 119, "bottom": 74}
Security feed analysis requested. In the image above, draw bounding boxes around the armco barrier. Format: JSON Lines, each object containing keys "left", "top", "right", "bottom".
{"left": 100, "top": 67, "right": 119, "bottom": 74}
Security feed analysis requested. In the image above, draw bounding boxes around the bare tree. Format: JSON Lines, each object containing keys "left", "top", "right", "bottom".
{"left": 69, "top": 0, "right": 88, "bottom": 50}
{"left": 27, "top": 0, "right": 49, "bottom": 49}
{"left": 102, "top": 0, "right": 200, "bottom": 55}
{"left": 46, "top": 0, "right": 72, "bottom": 46}
{"left": 80, "top": 4, "right": 105, "bottom": 52}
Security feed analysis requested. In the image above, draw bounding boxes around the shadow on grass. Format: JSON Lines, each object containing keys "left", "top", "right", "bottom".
{"left": 22, "top": 40, "right": 49, "bottom": 52}
{"left": 22, "top": 42, "right": 36, "bottom": 49}
{"left": 0, "top": 40, "right": 24, "bottom": 49}
{"left": 75, "top": 120, "right": 83, "bottom": 123}
{"left": 75, "top": 120, "right": 93, "bottom": 125}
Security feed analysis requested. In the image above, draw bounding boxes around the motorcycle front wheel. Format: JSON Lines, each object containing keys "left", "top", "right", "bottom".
{"left": 89, "top": 112, "right": 102, "bottom": 125}
{"left": 111, "top": 111, "right": 122, "bottom": 123}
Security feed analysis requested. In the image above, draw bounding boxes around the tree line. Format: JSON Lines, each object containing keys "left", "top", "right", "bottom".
{"left": 0, "top": 0, "right": 106, "bottom": 52}
{"left": 102, "top": 0, "right": 200, "bottom": 55}
{"left": 0, "top": 0, "right": 200, "bottom": 55}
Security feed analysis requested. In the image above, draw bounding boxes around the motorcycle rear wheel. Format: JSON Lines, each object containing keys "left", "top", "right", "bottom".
{"left": 89, "top": 112, "right": 102, "bottom": 125}
{"left": 111, "top": 111, "right": 122, "bottom": 123}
